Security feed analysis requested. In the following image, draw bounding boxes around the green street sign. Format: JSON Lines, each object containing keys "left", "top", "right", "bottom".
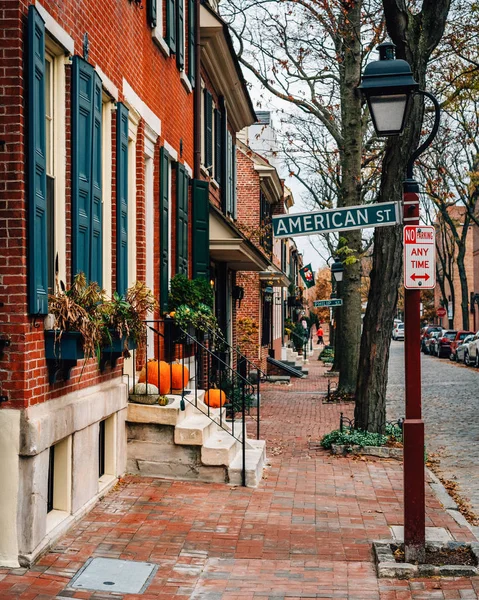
{"left": 272, "top": 202, "right": 400, "bottom": 238}
{"left": 314, "top": 299, "right": 343, "bottom": 307}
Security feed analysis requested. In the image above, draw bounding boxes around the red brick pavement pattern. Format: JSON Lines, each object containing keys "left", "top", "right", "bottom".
{"left": 0, "top": 348, "right": 478, "bottom": 598}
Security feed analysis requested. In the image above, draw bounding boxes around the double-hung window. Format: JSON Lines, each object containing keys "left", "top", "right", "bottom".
{"left": 28, "top": 6, "right": 67, "bottom": 314}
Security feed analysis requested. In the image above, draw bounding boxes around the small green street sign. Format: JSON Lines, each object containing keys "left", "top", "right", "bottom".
{"left": 314, "top": 299, "right": 343, "bottom": 308}
{"left": 272, "top": 202, "right": 400, "bottom": 238}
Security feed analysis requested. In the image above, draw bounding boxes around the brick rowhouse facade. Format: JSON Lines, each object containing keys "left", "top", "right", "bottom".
{"left": 235, "top": 141, "right": 289, "bottom": 371}
{"left": 0, "top": 0, "right": 195, "bottom": 566}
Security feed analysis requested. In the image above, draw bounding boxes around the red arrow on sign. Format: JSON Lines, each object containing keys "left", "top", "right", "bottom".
{"left": 411, "top": 273, "right": 430, "bottom": 282}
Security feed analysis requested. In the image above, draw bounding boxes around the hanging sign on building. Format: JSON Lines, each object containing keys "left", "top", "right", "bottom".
{"left": 299, "top": 264, "right": 315, "bottom": 288}
{"left": 272, "top": 202, "right": 401, "bottom": 238}
{"left": 403, "top": 225, "right": 436, "bottom": 289}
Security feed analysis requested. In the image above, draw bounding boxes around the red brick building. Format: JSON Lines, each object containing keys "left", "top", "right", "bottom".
{"left": 0, "top": 0, "right": 204, "bottom": 567}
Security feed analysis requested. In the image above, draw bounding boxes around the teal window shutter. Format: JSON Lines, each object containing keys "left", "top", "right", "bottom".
{"left": 214, "top": 108, "right": 222, "bottom": 185}
{"left": 176, "top": 163, "right": 189, "bottom": 275}
{"left": 187, "top": 0, "right": 195, "bottom": 86}
{"left": 226, "top": 132, "right": 233, "bottom": 215}
{"left": 90, "top": 73, "right": 103, "bottom": 286}
{"left": 176, "top": 0, "right": 185, "bottom": 70}
{"left": 160, "top": 147, "right": 170, "bottom": 311}
{"left": 219, "top": 97, "right": 227, "bottom": 213}
{"left": 28, "top": 5, "right": 48, "bottom": 315}
{"left": 72, "top": 56, "right": 94, "bottom": 281}
{"left": 166, "top": 0, "right": 177, "bottom": 52}
{"left": 147, "top": 0, "right": 157, "bottom": 27}
{"left": 204, "top": 90, "right": 213, "bottom": 171}
{"left": 192, "top": 179, "right": 209, "bottom": 279}
{"left": 116, "top": 103, "right": 129, "bottom": 296}
{"left": 232, "top": 143, "right": 237, "bottom": 220}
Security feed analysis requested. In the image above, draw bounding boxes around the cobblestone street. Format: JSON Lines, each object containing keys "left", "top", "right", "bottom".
{"left": 387, "top": 341, "right": 479, "bottom": 515}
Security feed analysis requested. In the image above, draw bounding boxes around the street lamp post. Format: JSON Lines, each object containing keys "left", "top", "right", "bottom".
{"left": 360, "top": 42, "right": 440, "bottom": 563}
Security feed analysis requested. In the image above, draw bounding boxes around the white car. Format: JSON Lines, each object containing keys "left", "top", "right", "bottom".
{"left": 457, "top": 334, "right": 474, "bottom": 363}
{"left": 392, "top": 322, "right": 405, "bottom": 340}
{"left": 464, "top": 331, "right": 479, "bottom": 366}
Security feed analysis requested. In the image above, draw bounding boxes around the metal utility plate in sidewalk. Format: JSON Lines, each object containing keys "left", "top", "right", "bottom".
{"left": 69, "top": 557, "right": 158, "bottom": 594}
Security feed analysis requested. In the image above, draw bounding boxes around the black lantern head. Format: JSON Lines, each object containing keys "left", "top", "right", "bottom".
{"left": 359, "top": 42, "right": 419, "bottom": 136}
{"left": 331, "top": 257, "right": 344, "bottom": 283}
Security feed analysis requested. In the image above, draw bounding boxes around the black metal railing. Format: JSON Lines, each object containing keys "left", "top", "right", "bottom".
{"left": 128, "top": 319, "right": 262, "bottom": 487}
{"left": 290, "top": 330, "right": 309, "bottom": 360}
{"left": 199, "top": 324, "right": 266, "bottom": 441}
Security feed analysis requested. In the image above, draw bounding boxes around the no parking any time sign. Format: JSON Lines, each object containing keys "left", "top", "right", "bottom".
{"left": 403, "top": 225, "right": 436, "bottom": 289}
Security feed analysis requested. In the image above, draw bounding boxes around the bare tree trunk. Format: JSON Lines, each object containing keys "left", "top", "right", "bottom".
{"left": 335, "top": 0, "right": 363, "bottom": 394}
{"left": 355, "top": 0, "right": 451, "bottom": 432}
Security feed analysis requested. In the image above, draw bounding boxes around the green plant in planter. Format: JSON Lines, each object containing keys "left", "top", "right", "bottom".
{"left": 102, "top": 282, "right": 158, "bottom": 356}
{"left": 291, "top": 322, "right": 307, "bottom": 352}
{"left": 48, "top": 272, "right": 106, "bottom": 359}
{"left": 168, "top": 275, "right": 218, "bottom": 336}
{"left": 168, "top": 274, "right": 213, "bottom": 311}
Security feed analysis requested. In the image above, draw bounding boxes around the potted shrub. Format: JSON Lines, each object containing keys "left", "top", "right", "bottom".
{"left": 101, "top": 282, "right": 158, "bottom": 358}
{"left": 167, "top": 274, "right": 219, "bottom": 343}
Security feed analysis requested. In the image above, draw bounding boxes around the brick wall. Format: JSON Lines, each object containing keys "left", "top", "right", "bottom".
{"left": 0, "top": 0, "right": 194, "bottom": 408}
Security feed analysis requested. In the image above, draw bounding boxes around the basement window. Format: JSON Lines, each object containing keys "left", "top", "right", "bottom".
{"left": 99, "top": 415, "right": 116, "bottom": 491}
{"left": 46, "top": 436, "right": 72, "bottom": 532}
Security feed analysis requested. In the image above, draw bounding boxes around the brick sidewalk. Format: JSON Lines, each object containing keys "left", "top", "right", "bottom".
{"left": 1, "top": 349, "right": 478, "bottom": 599}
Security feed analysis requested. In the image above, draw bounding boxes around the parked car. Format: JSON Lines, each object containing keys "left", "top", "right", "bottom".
{"left": 420, "top": 325, "right": 443, "bottom": 352}
{"left": 464, "top": 331, "right": 479, "bottom": 366}
{"left": 449, "top": 330, "right": 475, "bottom": 361}
{"left": 431, "top": 330, "right": 457, "bottom": 358}
{"left": 424, "top": 330, "right": 442, "bottom": 355}
{"left": 392, "top": 322, "right": 405, "bottom": 340}
{"left": 456, "top": 334, "right": 475, "bottom": 363}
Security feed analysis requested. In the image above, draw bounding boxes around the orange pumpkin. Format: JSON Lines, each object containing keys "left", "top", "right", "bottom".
{"left": 138, "top": 360, "right": 171, "bottom": 395}
{"left": 204, "top": 389, "right": 227, "bottom": 408}
{"left": 170, "top": 363, "right": 190, "bottom": 392}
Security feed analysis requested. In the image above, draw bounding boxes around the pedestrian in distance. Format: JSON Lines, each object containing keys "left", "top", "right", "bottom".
{"left": 317, "top": 325, "right": 324, "bottom": 345}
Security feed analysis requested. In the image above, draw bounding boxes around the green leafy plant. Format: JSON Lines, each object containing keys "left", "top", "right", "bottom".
{"left": 168, "top": 274, "right": 213, "bottom": 311}
{"left": 321, "top": 428, "right": 388, "bottom": 450}
{"left": 291, "top": 322, "right": 307, "bottom": 352}
{"left": 102, "top": 282, "right": 158, "bottom": 355}
{"left": 172, "top": 302, "right": 218, "bottom": 335}
{"left": 217, "top": 375, "right": 256, "bottom": 414}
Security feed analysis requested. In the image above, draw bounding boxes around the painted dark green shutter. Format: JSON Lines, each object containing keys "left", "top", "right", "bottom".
{"left": 187, "top": 0, "right": 195, "bottom": 86}
{"left": 147, "top": 0, "right": 157, "bottom": 27}
{"left": 204, "top": 90, "right": 213, "bottom": 170}
{"left": 226, "top": 132, "right": 233, "bottom": 215}
{"left": 116, "top": 103, "right": 129, "bottom": 296}
{"left": 176, "top": 0, "right": 184, "bottom": 70}
{"left": 90, "top": 73, "right": 103, "bottom": 286}
{"left": 166, "top": 0, "right": 177, "bottom": 52}
{"left": 72, "top": 56, "right": 95, "bottom": 280}
{"left": 176, "top": 163, "right": 189, "bottom": 274}
{"left": 192, "top": 179, "right": 209, "bottom": 279}
{"left": 28, "top": 5, "right": 48, "bottom": 315}
{"left": 232, "top": 143, "right": 237, "bottom": 219}
{"left": 219, "top": 98, "right": 227, "bottom": 213}
{"left": 214, "top": 109, "right": 222, "bottom": 185}
{"left": 160, "top": 147, "right": 170, "bottom": 312}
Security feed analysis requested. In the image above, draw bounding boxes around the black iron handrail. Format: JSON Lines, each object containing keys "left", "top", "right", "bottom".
{"left": 128, "top": 318, "right": 263, "bottom": 486}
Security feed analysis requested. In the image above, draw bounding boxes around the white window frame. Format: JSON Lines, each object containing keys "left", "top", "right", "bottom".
{"left": 45, "top": 37, "right": 67, "bottom": 287}
{"left": 46, "top": 435, "right": 72, "bottom": 533}
{"left": 127, "top": 110, "right": 140, "bottom": 288}
{"left": 102, "top": 98, "right": 114, "bottom": 297}
{"left": 152, "top": 0, "right": 170, "bottom": 57}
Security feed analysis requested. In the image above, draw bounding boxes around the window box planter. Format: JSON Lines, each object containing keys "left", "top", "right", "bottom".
{"left": 44, "top": 330, "right": 85, "bottom": 384}
{"left": 164, "top": 319, "right": 196, "bottom": 346}
{"left": 100, "top": 332, "right": 138, "bottom": 372}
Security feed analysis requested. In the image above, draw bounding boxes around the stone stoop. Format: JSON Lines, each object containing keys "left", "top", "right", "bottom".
{"left": 126, "top": 390, "right": 266, "bottom": 487}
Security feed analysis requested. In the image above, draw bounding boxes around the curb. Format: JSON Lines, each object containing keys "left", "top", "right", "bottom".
{"left": 373, "top": 540, "right": 479, "bottom": 578}
{"left": 426, "top": 467, "right": 479, "bottom": 542}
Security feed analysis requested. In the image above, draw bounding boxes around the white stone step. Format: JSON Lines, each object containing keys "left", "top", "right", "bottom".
{"left": 228, "top": 439, "right": 267, "bottom": 487}
{"left": 174, "top": 413, "right": 216, "bottom": 445}
{"left": 201, "top": 431, "right": 240, "bottom": 466}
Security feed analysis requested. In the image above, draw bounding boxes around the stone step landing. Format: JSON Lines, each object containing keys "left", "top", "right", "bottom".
{"left": 126, "top": 390, "right": 266, "bottom": 487}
